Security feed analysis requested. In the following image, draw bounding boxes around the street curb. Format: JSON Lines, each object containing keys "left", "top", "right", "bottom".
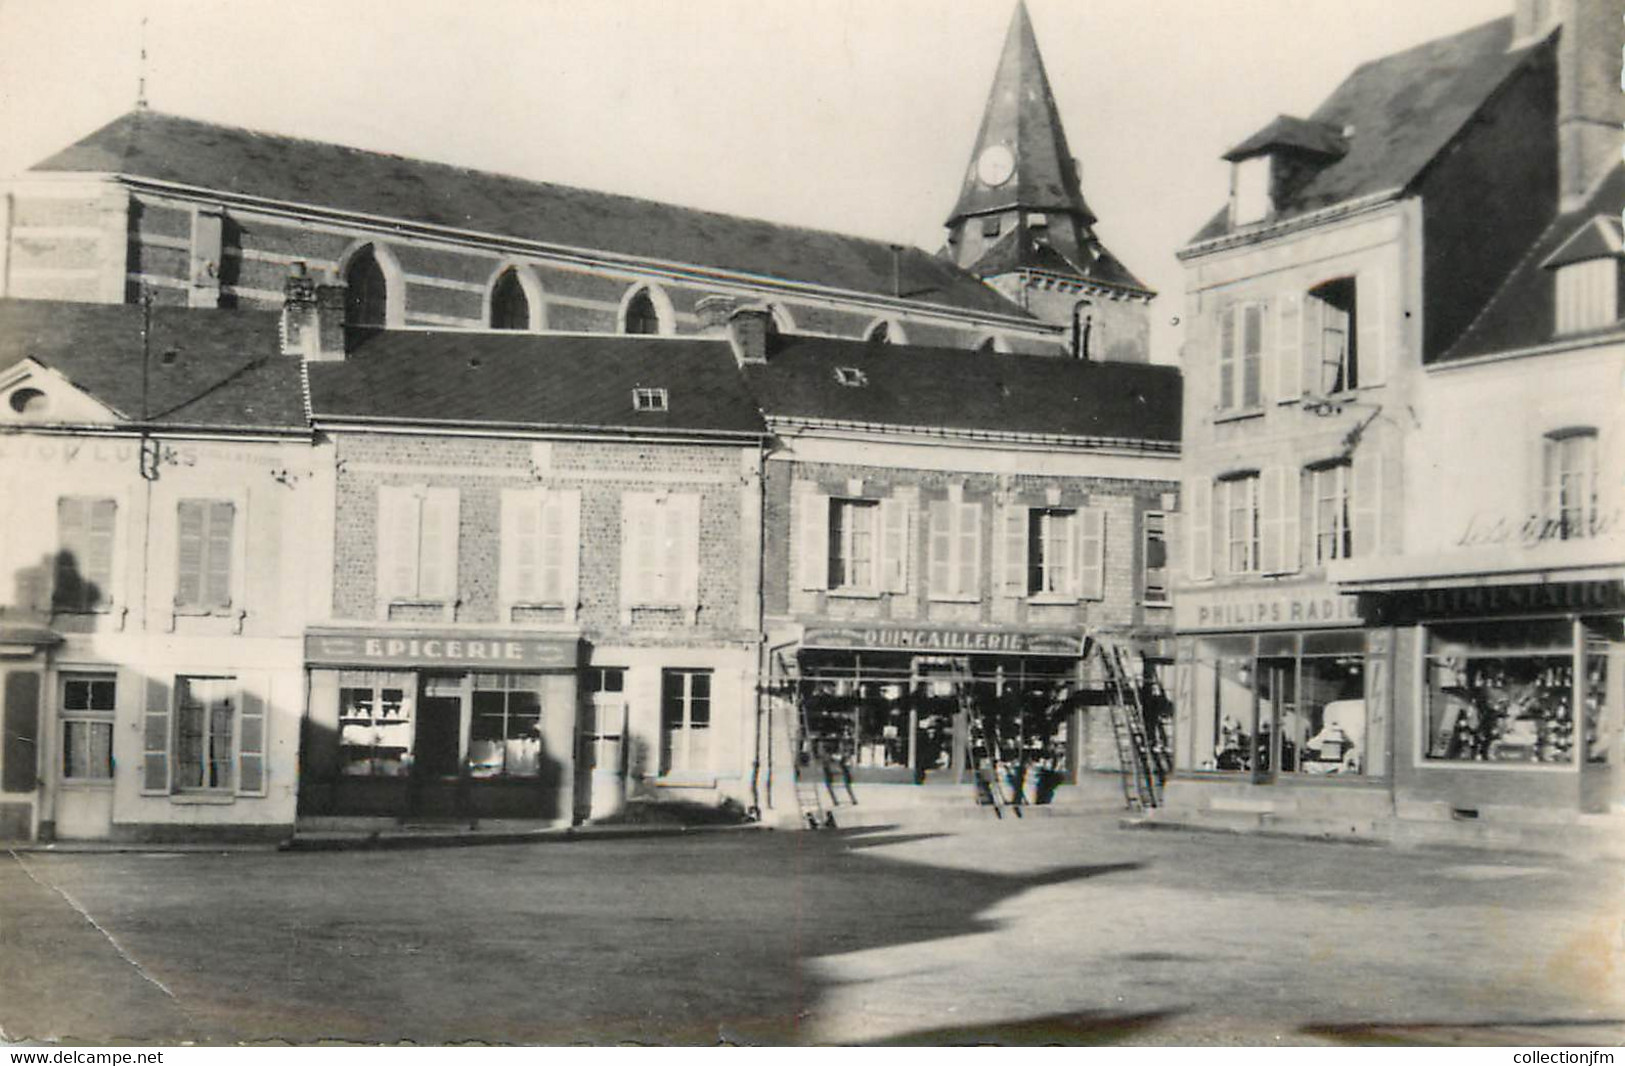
{"left": 278, "top": 820, "right": 768, "bottom": 853}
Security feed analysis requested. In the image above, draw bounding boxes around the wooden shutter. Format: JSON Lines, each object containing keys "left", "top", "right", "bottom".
{"left": 1, "top": 672, "right": 40, "bottom": 794}
{"left": 796, "top": 487, "right": 829, "bottom": 591}
{"left": 1259, "top": 466, "right": 1284, "bottom": 573}
{"left": 1302, "top": 295, "right": 1325, "bottom": 396}
{"left": 376, "top": 486, "right": 418, "bottom": 604}
{"left": 236, "top": 676, "right": 267, "bottom": 797}
{"left": 956, "top": 502, "right": 980, "bottom": 598}
{"left": 417, "top": 488, "right": 459, "bottom": 602}
{"left": 1217, "top": 305, "right": 1236, "bottom": 409}
{"left": 86, "top": 499, "right": 116, "bottom": 606}
{"left": 994, "top": 504, "right": 1028, "bottom": 597}
{"left": 619, "top": 493, "right": 648, "bottom": 615}
{"left": 175, "top": 500, "right": 205, "bottom": 608}
{"left": 879, "top": 497, "right": 909, "bottom": 594}
{"left": 55, "top": 498, "right": 87, "bottom": 609}
{"left": 500, "top": 489, "right": 539, "bottom": 606}
{"left": 1357, "top": 267, "right": 1385, "bottom": 387}
{"left": 141, "top": 676, "right": 170, "bottom": 794}
{"left": 1242, "top": 303, "right": 1265, "bottom": 407}
{"left": 204, "top": 501, "right": 234, "bottom": 609}
{"left": 1280, "top": 468, "right": 1302, "bottom": 573}
{"left": 927, "top": 501, "right": 951, "bottom": 595}
{"left": 676, "top": 494, "right": 702, "bottom": 611}
{"left": 1188, "top": 478, "right": 1212, "bottom": 581}
{"left": 1275, "top": 292, "right": 1302, "bottom": 402}
{"left": 1530, "top": 434, "right": 1554, "bottom": 530}
{"left": 540, "top": 492, "right": 568, "bottom": 603}
{"left": 555, "top": 489, "right": 582, "bottom": 613}
{"left": 1352, "top": 449, "right": 1383, "bottom": 558}
{"left": 1076, "top": 506, "right": 1106, "bottom": 600}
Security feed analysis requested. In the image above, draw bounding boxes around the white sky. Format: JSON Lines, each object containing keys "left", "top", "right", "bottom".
{"left": 0, "top": 0, "right": 1512, "bottom": 360}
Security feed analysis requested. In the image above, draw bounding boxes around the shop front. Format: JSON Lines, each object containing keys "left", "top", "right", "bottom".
{"left": 778, "top": 624, "right": 1101, "bottom": 804}
{"left": 300, "top": 628, "right": 580, "bottom": 823}
{"left": 1166, "top": 581, "right": 1395, "bottom": 823}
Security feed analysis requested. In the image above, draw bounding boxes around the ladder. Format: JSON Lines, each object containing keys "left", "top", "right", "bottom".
{"left": 1089, "top": 634, "right": 1162, "bottom": 811}
{"left": 792, "top": 688, "right": 835, "bottom": 830}
{"left": 957, "top": 658, "right": 1020, "bottom": 818}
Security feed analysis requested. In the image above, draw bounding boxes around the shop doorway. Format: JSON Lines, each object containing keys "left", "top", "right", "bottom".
{"left": 414, "top": 688, "right": 463, "bottom": 777}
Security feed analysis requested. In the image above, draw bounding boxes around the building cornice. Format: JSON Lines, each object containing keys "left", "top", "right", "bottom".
{"left": 1177, "top": 188, "right": 1402, "bottom": 261}
{"left": 1426, "top": 329, "right": 1625, "bottom": 372}
{"left": 312, "top": 416, "right": 764, "bottom": 446}
{"left": 765, "top": 415, "right": 1179, "bottom": 457}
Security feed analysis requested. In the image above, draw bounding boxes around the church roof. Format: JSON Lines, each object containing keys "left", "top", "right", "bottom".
{"left": 969, "top": 226, "right": 1150, "bottom": 294}
{"left": 30, "top": 110, "right": 1030, "bottom": 322}
{"left": 1188, "top": 17, "right": 1542, "bottom": 247}
{"left": 945, "top": 2, "right": 1096, "bottom": 227}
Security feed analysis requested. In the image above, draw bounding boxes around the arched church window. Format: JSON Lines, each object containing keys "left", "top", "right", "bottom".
{"left": 344, "top": 246, "right": 389, "bottom": 327}
{"left": 490, "top": 268, "right": 530, "bottom": 331}
{"left": 623, "top": 288, "right": 662, "bottom": 335}
{"left": 866, "top": 320, "right": 891, "bottom": 345}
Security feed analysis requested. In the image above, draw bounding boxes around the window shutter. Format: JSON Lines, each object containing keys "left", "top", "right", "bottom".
{"left": 236, "top": 677, "right": 267, "bottom": 797}
{"left": 1188, "top": 479, "right": 1212, "bottom": 580}
{"left": 1357, "top": 268, "right": 1385, "bottom": 386}
{"left": 55, "top": 498, "right": 88, "bottom": 608}
{"left": 1302, "top": 296, "right": 1325, "bottom": 397}
{"left": 175, "top": 500, "right": 204, "bottom": 607}
{"left": 1352, "top": 450, "right": 1383, "bottom": 558}
{"left": 1077, "top": 506, "right": 1106, "bottom": 600}
{"left": 1217, "top": 305, "right": 1236, "bottom": 408}
{"left": 619, "top": 494, "right": 647, "bottom": 614}
{"left": 796, "top": 488, "right": 830, "bottom": 591}
{"left": 956, "top": 502, "right": 981, "bottom": 597}
{"left": 417, "top": 488, "right": 459, "bottom": 602}
{"left": 927, "top": 501, "right": 951, "bottom": 594}
{"left": 1242, "top": 303, "right": 1265, "bottom": 407}
{"left": 677, "top": 494, "right": 702, "bottom": 611}
{"left": 1530, "top": 434, "right": 1554, "bottom": 528}
{"left": 1276, "top": 292, "right": 1302, "bottom": 401}
{"left": 539, "top": 492, "right": 567, "bottom": 603}
{"left": 1058, "top": 511, "right": 1080, "bottom": 596}
{"left": 1280, "top": 468, "right": 1302, "bottom": 573}
{"left": 376, "top": 487, "right": 418, "bottom": 603}
{"left": 86, "top": 499, "right": 117, "bottom": 605}
{"left": 994, "top": 504, "right": 1028, "bottom": 596}
{"left": 204, "top": 501, "right": 235, "bottom": 609}
{"left": 879, "top": 497, "right": 909, "bottom": 593}
{"left": 499, "top": 489, "right": 533, "bottom": 607}
{"left": 141, "top": 676, "right": 170, "bottom": 794}
{"left": 556, "top": 489, "right": 582, "bottom": 613}
{"left": 1259, "top": 466, "right": 1284, "bottom": 573}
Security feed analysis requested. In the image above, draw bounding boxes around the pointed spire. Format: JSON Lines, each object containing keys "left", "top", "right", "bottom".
{"left": 945, "top": 1, "right": 1094, "bottom": 227}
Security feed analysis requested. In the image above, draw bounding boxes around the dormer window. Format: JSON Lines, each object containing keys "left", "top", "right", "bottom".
{"left": 1232, "top": 156, "right": 1272, "bottom": 226}
{"left": 1223, "top": 116, "right": 1349, "bottom": 229}
{"left": 833, "top": 367, "right": 868, "bottom": 388}
{"left": 1543, "top": 216, "right": 1624, "bottom": 336}
{"left": 7, "top": 386, "right": 48, "bottom": 416}
{"left": 632, "top": 387, "right": 668, "bottom": 412}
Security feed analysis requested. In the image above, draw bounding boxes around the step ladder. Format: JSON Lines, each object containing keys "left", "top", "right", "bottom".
{"left": 789, "top": 668, "right": 835, "bottom": 830}
{"left": 1088, "top": 633, "right": 1162, "bottom": 811}
{"left": 956, "top": 657, "right": 1020, "bottom": 819}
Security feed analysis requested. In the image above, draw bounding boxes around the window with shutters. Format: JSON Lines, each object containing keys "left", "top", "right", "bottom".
{"left": 1219, "top": 474, "right": 1261, "bottom": 575}
{"left": 376, "top": 486, "right": 459, "bottom": 609}
{"left": 829, "top": 498, "right": 880, "bottom": 591}
{"left": 927, "top": 499, "right": 981, "bottom": 600}
{"left": 1308, "top": 462, "right": 1353, "bottom": 564}
{"left": 1217, "top": 302, "right": 1264, "bottom": 411}
{"left": 1543, "top": 429, "right": 1600, "bottom": 540}
{"left": 1307, "top": 278, "right": 1358, "bottom": 394}
{"left": 1142, "top": 512, "right": 1169, "bottom": 604}
{"left": 500, "top": 488, "right": 579, "bottom": 617}
{"left": 173, "top": 676, "right": 235, "bottom": 791}
{"left": 1027, "top": 509, "right": 1076, "bottom": 597}
{"left": 660, "top": 668, "right": 712, "bottom": 774}
{"left": 53, "top": 497, "right": 117, "bottom": 612}
{"left": 621, "top": 492, "right": 700, "bottom": 618}
{"left": 60, "top": 673, "right": 115, "bottom": 782}
{"left": 174, "top": 499, "right": 236, "bottom": 612}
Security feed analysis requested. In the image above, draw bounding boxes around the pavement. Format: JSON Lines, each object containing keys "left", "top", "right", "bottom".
{"left": 1, "top": 815, "right": 1621, "bottom": 1046}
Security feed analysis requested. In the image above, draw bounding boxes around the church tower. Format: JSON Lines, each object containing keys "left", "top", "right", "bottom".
{"left": 945, "top": 1, "right": 1154, "bottom": 362}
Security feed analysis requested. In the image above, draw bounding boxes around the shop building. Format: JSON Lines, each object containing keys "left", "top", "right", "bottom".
{"left": 299, "top": 295, "right": 769, "bottom": 826}
{"left": 0, "top": 298, "right": 320, "bottom": 842}
{"left": 744, "top": 329, "right": 1181, "bottom": 817}
{"left": 1167, "top": 0, "right": 1622, "bottom": 842}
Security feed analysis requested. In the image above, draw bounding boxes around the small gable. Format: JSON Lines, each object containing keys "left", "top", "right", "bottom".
{"left": 1540, "top": 216, "right": 1624, "bottom": 270}
{"left": 0, "top": 358, "right": 125, "bottom": 426}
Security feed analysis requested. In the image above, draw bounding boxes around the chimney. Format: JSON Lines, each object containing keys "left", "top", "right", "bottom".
{"left": 695, "top": 294, "right": 738, "bottom": 334}
{"left": 280, "top": 262, "right": 347, "bottom": 361}
{"left": 1551, "top": 0, "right": 1624, "bottom": 211}
{"left": 726, "top": 304, "right": 771, "bottom": 365}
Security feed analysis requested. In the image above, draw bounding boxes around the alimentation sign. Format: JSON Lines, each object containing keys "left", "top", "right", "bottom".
{"left": 305, "top": 629, "right": 578, "bottom": 669}
{"left": 802, "top": 625, "right": 1084, "bottom": 656}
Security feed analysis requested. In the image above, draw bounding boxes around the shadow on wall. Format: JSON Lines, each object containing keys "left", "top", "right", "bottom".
{"left": 8, "top": 551, "right": 104, "bottom": 618}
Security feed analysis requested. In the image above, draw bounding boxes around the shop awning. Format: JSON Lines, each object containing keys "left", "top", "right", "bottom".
{"left": 0, "top": 623, "right": 64, "bottom": 658}
{"left": 1327, "top": 542, "right": 1625, "bottom": 592}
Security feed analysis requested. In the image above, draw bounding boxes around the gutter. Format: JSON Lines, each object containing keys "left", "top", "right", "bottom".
{"left": 1177, "top": 188, "right": 1402, "bottom": 261}
{"left": 766, "top": 415, "right": 1180, "bottom": 455}
{"left": 311, "top": 416, "right": 768, "bottom": 445}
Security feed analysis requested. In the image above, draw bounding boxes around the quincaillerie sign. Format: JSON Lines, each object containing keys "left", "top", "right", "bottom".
{"left": 1174, "top": 583, "right": 1361, "bottom": 631}
{"left": 802, "top": 625, "right": 1084, "bottom": 656}
{"left": 305, "top": 630, "right": 578, "bottom": 669}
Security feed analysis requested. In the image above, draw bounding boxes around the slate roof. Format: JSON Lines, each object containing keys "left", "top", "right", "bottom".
{"left": 32, "top": 111, "right": 1029, "bottom": 321}
{"left": 970, "top": 227, "right": 1150, "bottom": 293}
{"left": 1188, "top": 17, "right": 1540, "bottom": 246}
{"left": 0, "top": 298, "right": 306, "bottom": 429}
{"left": 1441, "top": 165, "right": 1625, "bottom": 363}
{"left": 1222, "top": 115, "right": 1349, "bottom": 162}
{"left": 742, "top": 335, "right": 1181, "bottom": 445}
{"left": 307, "top": 331, "right": 767, "bottom": 438}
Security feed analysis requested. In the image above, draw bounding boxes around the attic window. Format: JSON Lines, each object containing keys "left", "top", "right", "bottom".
{"left": 7, "top": 387, "right": 48, "bottom": 416}
{"left": 1232, "top": 156, "right": 1271, "bottom": 226}
{"left": 632, "top": 387, "right": 669, "bottom": 412}
{"left": 981, "top": 216, "right": 1002, "bottom": 239}
{"left": 833, "top": 367, "right": 868, "bottom": 388}
{"left": 1554, "top": 260, "right": 1620, "bottom": 335}
{"left": 1028, "top": 213, "right": 1049, "bottom": 229}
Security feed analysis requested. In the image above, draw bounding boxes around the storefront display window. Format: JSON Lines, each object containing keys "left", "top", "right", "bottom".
{"left": 470, "top": 673, "right": 543, "bottom": 777}
{"left": 1425, "top": 620, "right": 1575, "bottom": 764}
{"left": 1584, "top": 619, "right": 1621, "bottom": 764}
{"left": 338, "top": 671, "right": 415, "bottom": 777}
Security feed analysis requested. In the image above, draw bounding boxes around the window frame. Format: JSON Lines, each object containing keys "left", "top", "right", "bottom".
{"left": 660, "top": 668, "right": 713, "bottom": 775}
{"left": 173, "top": 497, "right": 239, "bottom": 615}
{"left": 1542, "top": 428, "right": 1600, "bottom": 541}
{"left": 59, "top": 672, "right": 116, "bottom": 784}
{"left": 172, "top": 675, "right": 237, "bottom": 793}
{"left": 53, "top": 496, "right": 119, "bottom": 614}
{"left": 1027, "top": 507, "right": 1078, "bottom": 599}
{"left": 1142, "top": 510, "right": 1169, "bottom": 605}
{"left": 1219, "top": 474, "right": 1261, "bottom": 575}
{"left": 487, "top": 264, "right": 544, "bottom": 332}
{"left": 1308, "top": 462, "right": 1353, "bottom": 565}
{"left": 828, "top": 497, "right": 882, "bottom": 593}
{"left": 1217, "top": 302, "right": 1265, "bottom": 412}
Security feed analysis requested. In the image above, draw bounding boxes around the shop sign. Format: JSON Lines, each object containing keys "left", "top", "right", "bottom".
{"left": 801, "top": 625, "right": 1084, "bottom": 656}
{"left": 1174, "top": 584, "right": 1360, "bottom": 631}
{"left": 1370, "top": 579, "right": 1625, "bottom": 624}
{"left": 304, "top": 630, "right": 577, "bottom": 669}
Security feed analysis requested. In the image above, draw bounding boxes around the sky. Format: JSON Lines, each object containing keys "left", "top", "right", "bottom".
{"left": 0, "top": 0, "right": 1513, "bottom": 361}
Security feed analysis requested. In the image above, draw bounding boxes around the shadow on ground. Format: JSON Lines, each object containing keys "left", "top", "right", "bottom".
{"left": 874, "top": 1009, "right": 1181, "bottom": 1046}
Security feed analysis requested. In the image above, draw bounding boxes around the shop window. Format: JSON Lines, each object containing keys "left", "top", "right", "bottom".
{"left": 174, "top": 676, "right": 236, "bottom": 791}
{"left": 1219, "top": 474, "right": 1260, "bottom": 575}
{"left": 376, "top": 486, "right": 460, "bottom": 608}
{"left": 489, "top": 268, "right": 532, "bottom": 331}
{"left": 60, "top": 673, "right": 115, "bottom": 781}
{"left": 54, "top": 496, "right": 117, "bottom": 613}
{"left": 174, "top": 499, "right": 236, "bottom": 612}
{"left": 1142, "top": 511, "right": 1168, "bottom": 604}
{"left": 829, "top": 498, "right": 880, "bottom": 591}
{"left": 927, "top": 499, "right": 981, "bottom": 599}
{"left": 344, "top": 245, "right": 389, "bottom": 327}
{"left": 1583, "top": 618, "right": 1622, "bottom": 766}
{"left": 1541, "top": 429, "right": 1600, "bottom": 541}
{"left": 660, "top": 669, "right": 711, "bottom": 774}
{"left": 802, "top": 680, "right": 915, "bottom": 775}
{"left": 1425, "top": 620, "right": 1578, "bottom": 764}
{"left": 337, "top": 671, "right": 415, "bottom": 777}
{"left": 469, "top": 673, "right": 543, "bottom": 778}
{"left": 1308, "top": 462, "right": 1352, "bottom": 564}
{"left": 1217, "top": 302, "right": 1264, "bottom": 410}
{"left": 1307, "top": 277, "right": 1357, "bottom": 394}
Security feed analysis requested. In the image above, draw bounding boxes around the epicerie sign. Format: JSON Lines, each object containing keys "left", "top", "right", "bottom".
{"left": 304, "top": 631, "right": 577, "bottom": 669}
{"left": 1174, "top": 585, "right": 1361, "bottom": 631}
